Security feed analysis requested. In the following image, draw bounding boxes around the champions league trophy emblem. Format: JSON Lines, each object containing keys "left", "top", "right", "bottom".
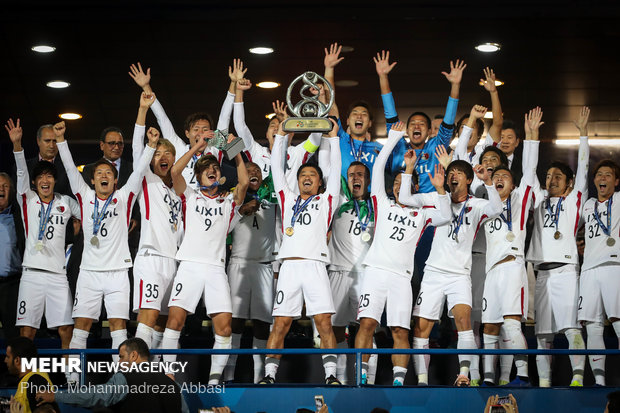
{"left": 207, "top": 128, "right": 245, "bottom": 160}
{"left": 283, "top": 71, "right": 335, "bottom": 133}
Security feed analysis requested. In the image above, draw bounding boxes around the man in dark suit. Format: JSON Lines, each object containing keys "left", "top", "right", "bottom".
{"left": 81, "top": 126, "right": 133, "bottom": 187}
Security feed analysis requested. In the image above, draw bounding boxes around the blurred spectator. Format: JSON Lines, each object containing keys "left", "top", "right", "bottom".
{"left": 606, "top": 391, "right": 620, "bottom": 413}
{"left": 484, "top": 394, "right": 518, "bottom": 413}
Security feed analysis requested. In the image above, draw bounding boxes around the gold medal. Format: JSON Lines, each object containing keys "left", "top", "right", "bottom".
{"left": 35, "top": 241, "right": 44, "bottom": 252}
{"left": 553, "top": 231, "right": 562, "bottom": 240}
{"left": 505, "top": 232, "right": 516, "bottom": 242}
{"left": 285, "top": 227, "right": 294, "bottom": 237}
{"left": 172, "top": 223, "right": 177, "bottom": 232}
{"left": 90, "top": 236, "right": 100, "bottom": 247}
{"left": 607, "top": 237, "right": 616, "bottom": 247}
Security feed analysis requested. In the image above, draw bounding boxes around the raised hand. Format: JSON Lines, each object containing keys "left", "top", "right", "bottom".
{"left": 404, "top": 149, "right": 417, "bottom": 168}
{"left": 480, "top": 67, "right": 497, "bottom": 93}
{"left": 391, "top": 120, "right": 405, "bottom": 132}
{"left": 228, "top": 59, "right": 247, "bottom": 83}
{"left": 470, "top": 104, "right": 487, "bottom": 120}
{"left": 327, "top": 117, "right": 339, "bottom": 138}
{"left": 272, "top": 100, "right": 289, "bottom": 122}
{"left": 53, "top": 121, "right": 66, "bottom": 142}
{"left": 324, "top": 42, "right": 344, "bottom": 69}
{"left": 524, "top": 106, "right": 544, "bottom": 140}
{"left": 573, "top": 106, "right": 590, "bottom": 136}
{"left": 474, "top": 164, "right": 492, "bottom": 185}
{"left": 146, "top": 127, "right": 160, "bottom": 148}
{"left": 4, "top": 118, "right": 23, "bottom": 145}
{"left": 434, "top": 144, "right": 452, "bottom": 169}
{"left": 236, "top": 78, "right": 252, "bottom": 91}
{"left": 441, "top": 59, "right": 467, "bottom": 84}
{"left": 484, "top": 395, "right": 499, "bottom": 413}
{"left": 139, "top": 91, "right": 156, "bottom": 108}
{"left": 129, "top": 62, "right": 151, "bottom": 89}
{"left": 373, "top": 50, "right": 397, "bottom": 76}
{"left": 429, "top": 164, "right": 446, "bottom": 191}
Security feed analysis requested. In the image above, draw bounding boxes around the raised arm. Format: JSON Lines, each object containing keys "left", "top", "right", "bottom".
{"left": 522, "top": 107, "right": 544, "bottom": 187}
{"left": 215, "top": 59, "right": 244, "bottom": 131}
{"left": 325, "top": 120, "right": 342, "bottom": 198}
{"left": 233, "top": 78, "right": 255, "bottom": 150}
{"left": 481, "top": 67, "right": 503, "bottom": 142}
{"left": 374, "top": 50, "right": 399, "bottom": 127}
{"left": 572, "top": 106, "right": 590, "bottom": 197}
{"left": 270, "top": 123, "right": 290, "bottom": 194}
{"left": 122, "top": 127, "right": 158, "bottom": 195}
{"left": 318, "top": 137, "right": 331, "bottom": 178}
{"left": 53, "top": 121, "right": 89, "bottom": 195}
{"left": 171, "top": 136, "right": 207, "bottom": 196}
{"left": 482, "top": 183, "right": 503, "bottom": 218}
{"left": 423, "top": 166, "right": 451, "bottom": 225}
{"left": 435, "top": 60, "right": 466, "bottom": 146}
{"left": 133, "top": 91, "right": 156, "bottom": 161}
{"left": 324, "top": 43, "right": 344, "bottom": 119}
{"left": 455, "top": 105, "right": 486, "bottom": 161}
{"left": 232, "top": 144, "right": 249, "bottom": 205}
{"left": 372, "top": 121, "right": 405, "bottom": 198}
{"left": 6, "top": 118, "right": 29, "bottom": 195}
{"left": 399, "top": 151, "right": 440, "bottom": 207}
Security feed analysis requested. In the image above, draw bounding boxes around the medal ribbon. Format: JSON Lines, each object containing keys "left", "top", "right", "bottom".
{"left": 349, "top": 137, "right": 365, "bottom": 162}
{"left": 93, "top": 192, "right": 115, "bottom": 237}
{"left": 594, "top": 197, "right": 613, "bottom": 236}
{"left": 545, "top": 196, "right": 564, "bottom": 234}
{"left": 499, "top": 196, "right": 513, "bottom": 232}
{"left": 290, "top": 195, "right": 315, "bottom": 228}
{"left": 354, "top": 199, "right": 373, "bottom": 232}
{"left": 37, "top": 197, "right": 54, "bottom": 241}
{"left": 453, "top": 197, "right": 469, "bottom": 239}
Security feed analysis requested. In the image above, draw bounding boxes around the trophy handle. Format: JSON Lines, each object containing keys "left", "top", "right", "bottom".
{"left": 286, "top": 72, "right": 335, "bottom": 118}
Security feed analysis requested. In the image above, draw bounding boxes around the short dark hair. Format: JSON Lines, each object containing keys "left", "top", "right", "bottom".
{"left": 501, "top": 119, "right": 521, "bottom": 139}
{"left": 32, "top": 161, "right": 58, "bottom": 181}
{"left": 593, "top": 159, "right": 620, "bottom": 180}
{"left": 433, "top": 114, "right": 444, "bottom": 120}
{"left": 491, "top": 164, "right": 514, "bottom": 180}
{"left": 194, "top": 154, "right": 220, "bottom": 185}
{"left": 608, "top": 391, "right": 620, "bottom": 413}
{"left": 446, "top": 160, "right": 474, "bottom": 182}
{"left": 547, "top": 161, "right": 574, "bottom": 184}
{"left": 406, "top": 112, "right": 431, "bottom": 129}
{"left": 7, "top": 336, "right": 38, "bottom": 360}
{"left": 348, "top": 100, "right": 374, "bottom": 122}
{"left": 347, "top": 161, "right": 370, "bottom": 179}
{"left": 480, "top": 146, "right": 509, "bottom": 166}
{"left": 100, "top": 127, "right": 124, "bottom": 142}
{"left": 184, "top": 112, "right": 214, "bottom": 132}
{"left": 119, "top": 338, "right": 150, "bottom": 359}
{"left": 457, "top": 114, "right": 484, "bottom": 138}
{"left": 91, "top": 159, "right": 119, "bottom": 180}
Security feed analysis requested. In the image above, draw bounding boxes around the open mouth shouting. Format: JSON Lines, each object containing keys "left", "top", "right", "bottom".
{"left": 159, "top": 161, "right": 170, "bottom": 172}
{"left": 100, "top": 179, "right": 110, "bottom": 190}
{"left": 302, "top": 179, "right": 313, "bottom": 189}
{"left": 496, "top": 182, "right": 505, "bottom": 190}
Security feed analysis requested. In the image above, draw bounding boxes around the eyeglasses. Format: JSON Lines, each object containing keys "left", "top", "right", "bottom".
{"left": 105, "top": 141, "right": 124, "bottom": 147}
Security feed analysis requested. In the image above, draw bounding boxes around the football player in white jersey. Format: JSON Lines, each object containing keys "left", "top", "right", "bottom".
{"left": 160, "top": 132, "right": 248, "bottom": 385}
{"left": 579, "top": 158, "right": 620, "bottom": 386}
{"left": 412, "top": 154, "right": 502, "bottom": 386}
{"left": 224, "top": 161, "right": 277, "bottom": 383}
{"left": 54, "top": 114, "right": 158, "bottom": 376}
{"left": 355, "top": 122, "right": 451, "bottom": 386}
{"left": 259, "top": 120, "right": 341, "bottom": 385}
{"left": 129, "top": 60, "right": 244, "bottom": 185}
{"left": 480, "top": 107, "right": 543, "bottom": 387}
{"left": 527, "top": 106, "right": 591, "bottom": 387}
{"left": 6, "top": 118, "right": 80, "bottom": 351}
{"left": 130, "top": 92, "right": 183, "bottom": 353}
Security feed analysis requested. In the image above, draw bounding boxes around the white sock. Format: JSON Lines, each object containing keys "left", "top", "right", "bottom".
{"left": 368, "top": 340, "right": 378, "bottom": 385}
{"left": 135, "top": 323, "right": 154, "bottom": 348}
{"left": 585, "top": 322, "right": 606, "bottom": 386}
{"left": 393, "top": 366, "right": 407, "bottom": 385}
{"left": 470, "top": 328, "right": 481, "bottom": 382}
{"left": 110, "top": 329, "right": 127, "bottom": 363}
{"left": 502, "top": 319, "right": 528, "bottom": 378}
{"left": 68, "top": 329, "right": 89, "bottom": 382}
{"left": 151, "top": 330, "right": 164, "bottom": 349}
{"left": 265, "top": 357, "right": 280, "bottom": 379}
{"left": 209, "top": 334, "right": 231, "bottom": 385}
{"left": 499, "top": 328, "right": 514, "bottom": 382}
{"left": 613, "top": 321, "right": 620, "bottom": 346}
{"left": 457, "top": 330, "right": 476, "bottom": 376}
{"left": 161, "top": 328, "right": 181, "bottom": 365}
{"left": 336, "top": 341, "right": 348, "bottom": 384}
{"left": 536, "top": 333, "right": 554, "bottom": 386}
{"left": 482, "top": 334, "right": 499, "bottom": 383}
{"left": 412, "top": 337, "right": 430, "bottom": 384}
{"left": 252, "top": 337, "right": 267, "bottom": 384}
{"left": 564, "top": 328, "right": 585, "bottom": 383}
{"left": 322, "top": 354, "right": 337, "bottom": 379}
{"left": 223, "top": 333, "right": 241, "bottom": 382}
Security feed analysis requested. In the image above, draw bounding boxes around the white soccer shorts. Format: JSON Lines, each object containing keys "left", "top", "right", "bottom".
{"left": 357, "top": 266, "right": 412, "bottom": 329}
{"left": 16, "top": 268, "right": 73, "bottom": 329}
{"left": 413, "top": 269, "right": 472, "bottom": 321}
{"left": 272, "top": 259, "right": 334, "bottom": 318}
{"left": 228, "top": 261, "right": 274, "bottom": 324}
{"left": 329, "top": 269, "right": 362, "bottom": 327}
{"left": 72, "top": 269, "right": 130, "bottom": 320}
{"left": 534, "top": 264, "right": 580, "bottom": 335}
{"left": 578, "top": 264, "right": 620, "bottom": 323}
{"left": 132, "top": 252, "right": 177, "bottom": 315}
{"left": 168, "top": 261, "right": 232, "bottom": 316}
{"left": 481, "top": 259, "right": 528, "bottom": 324}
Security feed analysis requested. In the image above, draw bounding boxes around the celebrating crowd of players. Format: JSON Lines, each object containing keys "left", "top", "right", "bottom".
{"left": 2, "top": 43, "right": 619, "bottom": 389}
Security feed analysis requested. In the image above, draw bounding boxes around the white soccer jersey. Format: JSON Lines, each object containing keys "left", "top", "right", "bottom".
{"left": 131, "top": 125, "right": 183, "bottom": 258}
{"left": 14, "top": 151, "right": 80, "bottom": 274}
{"left": 176, "top": 188, "right": 240, "bottom": 266}
{"left": 57, "top": 141, "right": 154, "bottom": 271}
{"left": 582, "top": 192, "right": 620, "bottom": 271}
{"left": 483, "top": 140, "right": 538, "bottom": 272}
{"left": 453, "top": 126, "right": 494, "bottom": 166}
{"left": 527, "top": 136, "right": 589, "bottom": 266}
{"left": 230, "top": 201, "right": 277, "bottom": 263}
{"left": 150, "top": 92, "right": 234, "bottom": 186}
{"left": 272, "top": 134, "right": 341, "bottom": 263}
{"left": 328, "top": 195, "right": 375, "bottom": 272}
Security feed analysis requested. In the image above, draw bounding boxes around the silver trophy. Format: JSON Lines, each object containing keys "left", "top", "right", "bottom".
{"left": 207, "top": 128, "right": 245, "bottom": 160}
{"left": 282, "top": 71, "right": 335, "bottom": 133}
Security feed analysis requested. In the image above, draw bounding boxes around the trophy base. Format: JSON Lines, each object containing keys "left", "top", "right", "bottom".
{"left": 214, "top": 136, "right": 244, "bottom": 160}
{"left": 282, "top": 117, "right": 333, "bottom": 133}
